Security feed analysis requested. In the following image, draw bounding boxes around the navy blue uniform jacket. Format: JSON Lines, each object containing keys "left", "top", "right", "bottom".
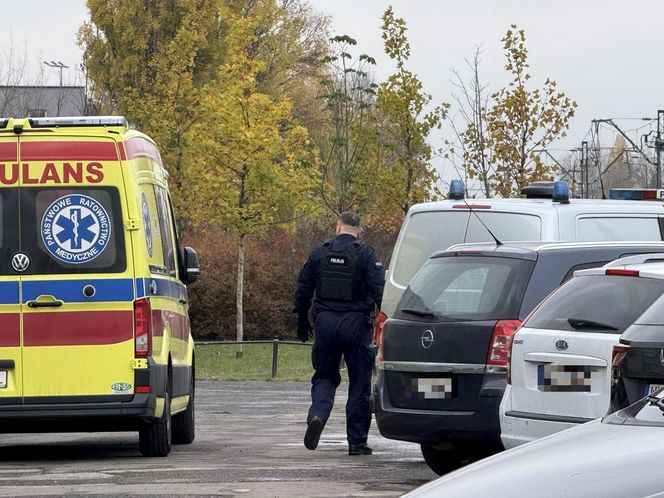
{"left": 294, "top": 234, "right": 385, "bottom": 314}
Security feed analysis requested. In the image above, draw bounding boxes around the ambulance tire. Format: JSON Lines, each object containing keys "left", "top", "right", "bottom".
{"left": 139, "top": 392, "right": 172, "bottom": 457}
{"left": 172, "top": 369, "right": 195, "bottom": 444}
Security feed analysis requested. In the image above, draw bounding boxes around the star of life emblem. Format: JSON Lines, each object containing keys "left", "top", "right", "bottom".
{"left": 41, "top": 194, "right": 111, "bottom": 264}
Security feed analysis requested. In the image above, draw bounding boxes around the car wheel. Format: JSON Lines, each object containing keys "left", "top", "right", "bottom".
{"left": 420, "top": 444, "right": 465, "bottom": 476}
{"left": 172, "top": 369, "right": 195, "bottom": 444}
{"left": 139, "top": 391, "right": 172, "bottom": 457}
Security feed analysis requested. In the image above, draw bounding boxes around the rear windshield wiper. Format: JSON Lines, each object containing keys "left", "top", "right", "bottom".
{"left": 400, "top": 308, "right": 435, "bottom": 318}
{"left": 567, "top": 318, "right": 619, "bottom": 331}
{"left": 645, "top": 394, "right": 664, "bottom": 414}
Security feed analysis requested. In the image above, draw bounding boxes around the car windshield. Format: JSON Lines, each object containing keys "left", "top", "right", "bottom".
{"left": 391, "top": 211, "right": 541, "bottom": 286}
{"left": 396, "top": 255, "right": 535, "bottom": 321}
{"left": 525, "top": 275, "right": 664, "bottom": 334}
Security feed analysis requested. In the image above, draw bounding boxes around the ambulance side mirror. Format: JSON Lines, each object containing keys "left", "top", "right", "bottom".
{"left": 181, "top": 246, "right": 200, "bottom": 285}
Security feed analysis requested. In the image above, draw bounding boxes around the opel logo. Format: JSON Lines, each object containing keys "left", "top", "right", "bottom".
{"left": 421, "top": 330, "right": 434, "bottom": 349}
{"left": 11, "top": 253, "right": 30, "bottom": 273}
{"left": 555, "top": 340, "right": 568, "bottom": 351}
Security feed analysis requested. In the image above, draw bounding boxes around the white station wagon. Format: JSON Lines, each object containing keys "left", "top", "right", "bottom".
{"left": 500, "top": 256, "right": 664, "bottom": 448}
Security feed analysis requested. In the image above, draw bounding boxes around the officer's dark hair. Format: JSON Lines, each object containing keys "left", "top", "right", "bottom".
{"left": 339, "top": 211, "right": 360, "bottom": 228}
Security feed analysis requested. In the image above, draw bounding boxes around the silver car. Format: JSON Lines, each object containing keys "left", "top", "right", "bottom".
{"left": 404, "top": 389, "right": 664, "bottom": 498}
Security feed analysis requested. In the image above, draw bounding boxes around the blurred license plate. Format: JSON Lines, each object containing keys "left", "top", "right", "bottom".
{"left": 538, "top": 364, "right": 592, "bottom": 392}
{"left": 0, "top": 371, "right": 6, "bottom": 388}
{"left": 644, "top": 384, "right": 664, "bottom": 396}
{"left": 414, "top": 377, "right": 453, "bottom": 399}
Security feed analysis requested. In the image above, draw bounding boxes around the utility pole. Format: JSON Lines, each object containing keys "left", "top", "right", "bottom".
{"left": 581, "top": 140, "right": 589, "bottom": 198}
{"left": 657, "top": 110, "right": 664, "bottom": 188}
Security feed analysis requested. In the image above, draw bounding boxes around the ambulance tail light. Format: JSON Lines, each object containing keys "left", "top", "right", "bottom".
{"left": 488, "top": 320, "right": 522, "bottom": 372}
{"left": 134, "top": 298, "right": 152, "bottom": 357}
{"left": 374, "top": 311, "right": 388, "bottom": 365}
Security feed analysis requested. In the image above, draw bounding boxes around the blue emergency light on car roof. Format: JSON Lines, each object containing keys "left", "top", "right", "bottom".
{"left": 608, "top": 188, "right": 664, "bottom": 200}
{"left": 448, "top": 179, "right": 465, "bottom": 200}
{"left": 552, "top": 181, "right": 570, "bottom": 204}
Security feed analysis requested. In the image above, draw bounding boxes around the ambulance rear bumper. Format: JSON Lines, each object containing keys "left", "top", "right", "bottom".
{"left": 0, "top": 393, "right": 157, "bottom": 432}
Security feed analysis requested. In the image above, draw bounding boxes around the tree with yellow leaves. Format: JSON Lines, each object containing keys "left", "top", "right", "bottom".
{"left": 372, "top": 7, "right": 449, "bottom": 216}
{"left": 78, "top": 0, "right": 226, "bottom": 208}
{"left": 484, "top": 25, "right": 577, "bottom": 197}
{"left": 187, "top": 10, "right": 319, "bottom": 356}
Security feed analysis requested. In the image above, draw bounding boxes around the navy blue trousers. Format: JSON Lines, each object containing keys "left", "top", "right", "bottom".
{"left": 307, "top": 311, "right": 374, "bottom": 445}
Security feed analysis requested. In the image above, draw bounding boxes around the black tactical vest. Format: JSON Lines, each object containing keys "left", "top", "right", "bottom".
{"left": 316, "top": 240, "right": 365, "bottom": 302}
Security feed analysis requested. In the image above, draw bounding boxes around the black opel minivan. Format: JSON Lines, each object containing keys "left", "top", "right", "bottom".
{"left": 373, "top": 241, "right": 664, "bottom": 475}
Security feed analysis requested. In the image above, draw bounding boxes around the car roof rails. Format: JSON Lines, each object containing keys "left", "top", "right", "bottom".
{"left": 603, "top": 253, "right": 664, "bottom": 268}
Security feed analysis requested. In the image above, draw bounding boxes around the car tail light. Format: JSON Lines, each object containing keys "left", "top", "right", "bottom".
{"left": 506, "top": 328, "right": 518, "bottom": 385}
{"left": 611, "top": 343, "right": 630, "bottom": 369}
{"left": 134, "top": 298, "right": 152, "bottom": 357}
{"left": 487, "top": 320, "right": 522, "bottom": 372}
{"left": 606, "top": 269, "right": 640, "bottom": 277}
{"left": 374, "top": 311, "right": 388, "bottom": 365}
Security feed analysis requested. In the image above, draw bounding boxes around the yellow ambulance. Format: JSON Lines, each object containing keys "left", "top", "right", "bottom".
{"left": 0, "top": 116, "right": 199, "bottom": 457}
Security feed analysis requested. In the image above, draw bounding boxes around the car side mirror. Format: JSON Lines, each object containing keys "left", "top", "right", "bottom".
{"left": 182, "top": 246, "right": 200, "bottom": 285}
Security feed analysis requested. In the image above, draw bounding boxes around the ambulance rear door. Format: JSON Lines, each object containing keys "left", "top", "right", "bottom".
{"left": 17, "top": 135, "right": 136, "bottom": 401}
{"left": 0, "top": 136, "right": 21, "bottom": 401}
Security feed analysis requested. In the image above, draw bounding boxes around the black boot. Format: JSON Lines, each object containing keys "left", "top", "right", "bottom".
{"left": 304, "top": 416, "right": 324, "bottom": 450}
{"left": 348, "top": 443, "right": 373, "bottom": 455}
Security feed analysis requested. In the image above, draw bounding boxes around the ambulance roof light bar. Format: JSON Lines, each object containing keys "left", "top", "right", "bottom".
{"left": 608, "top": 188, "right": 664, "bottom": 200}
{"left": 28, "top": 116, "right": 128, "bottom": 128}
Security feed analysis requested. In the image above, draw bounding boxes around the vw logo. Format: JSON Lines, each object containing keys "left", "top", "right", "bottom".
{"left": 421, "top": 330, "right": 434, "bottom": 349}
{"left": 555, "top": 340, "right": 568, "bottom": 351}
{"left": 11, "top": 253, "right": 30, "bottom": 272}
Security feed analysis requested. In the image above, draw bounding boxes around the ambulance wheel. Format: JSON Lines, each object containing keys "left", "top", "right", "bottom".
{"left": 172, "top": 369, "right": 195, "bottom": 444}
{"left": 139, "top": 392, "right": 172, "bottom": 457}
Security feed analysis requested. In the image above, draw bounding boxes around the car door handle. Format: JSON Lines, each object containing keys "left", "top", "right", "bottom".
{"left": 26, "top": 295, "right": 64, "bottom": 308}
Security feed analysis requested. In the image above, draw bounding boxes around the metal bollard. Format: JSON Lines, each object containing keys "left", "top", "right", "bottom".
{"left": 271, "top": 337, "right": 279, "bottom": 378}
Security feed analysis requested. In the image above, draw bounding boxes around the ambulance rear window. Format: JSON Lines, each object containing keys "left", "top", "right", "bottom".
{"left": 20, "top": 187, "right": 126, "bottom": 274}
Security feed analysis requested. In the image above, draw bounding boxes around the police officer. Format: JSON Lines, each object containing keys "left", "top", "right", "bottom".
{"left": 294, "top": 212, "right": 385, "bottom": 456}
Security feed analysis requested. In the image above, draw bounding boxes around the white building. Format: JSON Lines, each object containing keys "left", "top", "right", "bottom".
{"left": 0, "top": 86, "right": 87, "bottom": 118}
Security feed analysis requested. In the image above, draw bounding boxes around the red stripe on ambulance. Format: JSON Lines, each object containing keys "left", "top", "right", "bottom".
{"left": 0, "top": 313, "right": 20, "bottom": 347}
{"left": 23, "top": 311, "right": 133, "bottom": 346}
{"left": 0, "top": 142, "right": 17, "bottom": 162}
{"left": 21, "top": 141, "right": 118, "bottom": 161}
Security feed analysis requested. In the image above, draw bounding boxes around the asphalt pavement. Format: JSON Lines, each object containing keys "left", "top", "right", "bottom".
{"left": 0, "top": 381, "right": 436, "bottom": 497}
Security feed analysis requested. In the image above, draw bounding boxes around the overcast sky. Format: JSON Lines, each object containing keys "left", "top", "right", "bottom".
{"left": 3, "top": 0, "right": 664, "bottom": 167}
